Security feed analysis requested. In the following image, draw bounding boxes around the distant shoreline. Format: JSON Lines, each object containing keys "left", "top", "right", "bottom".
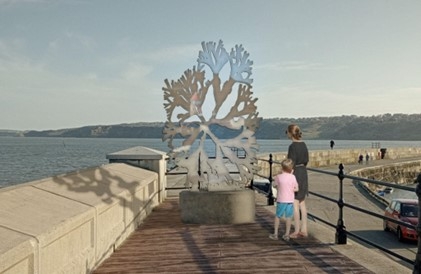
{"left": 2, "top": 113, "right": 421, "bottom": 140}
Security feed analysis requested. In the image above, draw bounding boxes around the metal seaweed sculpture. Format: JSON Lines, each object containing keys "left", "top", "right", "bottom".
{"left": 163, "top": 40, "right": 260, "bottom": 191}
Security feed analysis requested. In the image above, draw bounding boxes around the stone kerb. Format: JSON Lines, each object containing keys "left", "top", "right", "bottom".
{"left": 0, "top": 163, "right": 159, "bottom": 274}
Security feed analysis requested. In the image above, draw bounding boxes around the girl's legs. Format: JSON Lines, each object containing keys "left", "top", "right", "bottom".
{"left": 299, "top": 200, "right": 308, "bottom": 236}
{"left": 290, "top": 199, "right": 300, "bottom": 237}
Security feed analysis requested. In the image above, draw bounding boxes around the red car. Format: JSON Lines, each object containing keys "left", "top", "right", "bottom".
{"left": 383, "top": 198, "right": 419, "bottom": 242}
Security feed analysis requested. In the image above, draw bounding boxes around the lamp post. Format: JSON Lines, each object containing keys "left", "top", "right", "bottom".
{"left": 335, "top": 163, "right": 347, "bottom": 244}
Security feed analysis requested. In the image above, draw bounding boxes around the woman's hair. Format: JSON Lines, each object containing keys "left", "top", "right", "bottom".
{"left": 286, "top": 124, "right": 302, "bottom": 140}
{"left": 281, "top": 158, "right": 294, "bottom": 173}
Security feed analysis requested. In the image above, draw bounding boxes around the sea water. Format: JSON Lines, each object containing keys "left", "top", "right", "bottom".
{"left": 1, "top": 137, "right": 420, "bottom": 188}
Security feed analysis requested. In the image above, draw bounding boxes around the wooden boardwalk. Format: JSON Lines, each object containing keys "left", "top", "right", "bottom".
{"left": 94, "top": 196, "right": 373, "bottom": 274}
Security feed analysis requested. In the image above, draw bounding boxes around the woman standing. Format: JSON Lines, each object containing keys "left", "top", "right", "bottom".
{"left": 286, "top": 124, "right": 309, "bottom": 238}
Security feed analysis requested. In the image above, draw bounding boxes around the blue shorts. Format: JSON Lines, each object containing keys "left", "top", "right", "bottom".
{"left": 276, "top": 202, "right": 294, "bottom": 218}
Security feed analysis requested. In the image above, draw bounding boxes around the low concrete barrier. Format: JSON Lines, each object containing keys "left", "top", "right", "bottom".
{"left": 258, "top": 147, "right": 421, "bottom": 176}
{"left": 349, "top": 160, "right": 421, "bottom": 206}
{"left": 2, "top": 146, "right": 420, "bottom": 273}
{"left": 0, "top": 163, "right": 160, "bottom": 274}
{"left": 351, "top": 160, "right": 421, "bottom": 184}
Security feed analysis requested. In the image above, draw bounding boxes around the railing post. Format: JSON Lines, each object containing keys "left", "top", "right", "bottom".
{"left": 413, "top": 173, "right": 421, "bottom": 273}
{"left": 335, "top": 163, "right": 347, "bottom": 244}
{"left": 267, "top": 153, "right": 275, "bottom": 205}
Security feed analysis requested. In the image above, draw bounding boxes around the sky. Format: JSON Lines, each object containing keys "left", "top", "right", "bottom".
{"left": 1, "top": 0, "right": 420, "bottom": 131}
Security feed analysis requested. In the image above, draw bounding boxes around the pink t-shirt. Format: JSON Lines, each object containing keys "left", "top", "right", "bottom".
{"left": 274, "top": 172, "right": 298, "bottom": 203}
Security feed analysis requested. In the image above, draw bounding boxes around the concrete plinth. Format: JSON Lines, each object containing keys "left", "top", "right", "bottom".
{"left": 179, "top": 189, "right": 255, "bottom": 224}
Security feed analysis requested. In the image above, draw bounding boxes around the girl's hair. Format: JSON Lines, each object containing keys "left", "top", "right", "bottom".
{"left": 281, "top": 158, "right": 294, "bottom": 173}
{"left": 286, "top": 124, "right": 302, "bottom": 140}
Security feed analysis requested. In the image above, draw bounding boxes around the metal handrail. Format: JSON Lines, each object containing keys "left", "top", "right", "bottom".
{"left": 254, "top": 154, "right": 421, "bottom": 269}
{"left": 165, "top": 154, "right": 420, "bottom": 270}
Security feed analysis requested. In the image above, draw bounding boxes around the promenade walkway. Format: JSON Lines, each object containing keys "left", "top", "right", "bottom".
{"left": 93, "top": 157, "right": 417, "bottom": 274}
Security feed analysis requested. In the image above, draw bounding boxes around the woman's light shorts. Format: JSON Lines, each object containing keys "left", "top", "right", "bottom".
{"left": 276, "top": 202, "right": 294, "bottom": 218}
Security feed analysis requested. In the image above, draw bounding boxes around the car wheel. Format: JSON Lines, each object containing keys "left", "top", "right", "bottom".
{"left": 383, "top": 220, "right": 389, "bottom": 231}
{"left": 397, "top": 227, "right": 404, "bottom": 242}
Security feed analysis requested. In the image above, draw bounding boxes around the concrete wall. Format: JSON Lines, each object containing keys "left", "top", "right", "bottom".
{"left": 257, "top": 147, "right": 421, "bottom": 177}
{"left": 106, "top": 146, "right": 168, "bottom": 203}
{"left": 351, "top": 160, "right": 421, "bottom": 185}
{"left": 2, "top": 146, "right": 420, "bottom": 273}
{"left": 0, "top": 163, "right": 160, "bottom": 274}
{"left": 349, "top": 160, "right": 421, "bottom": 206}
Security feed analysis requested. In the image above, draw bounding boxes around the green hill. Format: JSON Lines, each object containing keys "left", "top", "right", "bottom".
{"left": 0, "top": 130, "right": 24, "bottom": 137}
{"left": 18, "top": 113, "right": 421, "bottom": 140}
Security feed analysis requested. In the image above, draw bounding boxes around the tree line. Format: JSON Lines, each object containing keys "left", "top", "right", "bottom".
{"left": 14, "top": 113, "right": 421, "bottom": 140}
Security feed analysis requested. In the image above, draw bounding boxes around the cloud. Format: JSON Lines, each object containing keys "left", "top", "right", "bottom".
{"left": 0, "top": 38, "right": 29, "bottom": 67}
{"left": 0, "top": 0, "right": 42, "bottom": 3}
{"left": 47, "top": 31, "right": 97, "bottom": 53}
{"left": 0, "top": 35, "right": 158, "bottom": 98}
{"left": 256, "top": 84, "right": 421, "bottom": 119}
{"left": 121, "top": 64, "right": 153, "bottom": 82}
{"left": 142, "top": 44, "right": 201, "bottom": 63}
{"left": 0, "top": 51, "right": 164, "bottom": 130}
{"left": 0, "top": 0, "right": 56, "bottom": 7}
{"left": 255, "top": 61, "right": 348, "bottom": 71}
{"left": 114, "top": 38, "right": 200, "bottom": 64}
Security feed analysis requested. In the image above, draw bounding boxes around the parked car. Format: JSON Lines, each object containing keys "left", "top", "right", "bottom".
{"left": 383, "top": 198, "right": 419, "bottom": 242}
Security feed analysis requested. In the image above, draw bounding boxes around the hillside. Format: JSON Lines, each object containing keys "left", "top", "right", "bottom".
{"left": 13, "top": 113, "right": 421, "bottom": 140}
{"left": 0, "top": 130, "right": 24, "bottom": 137}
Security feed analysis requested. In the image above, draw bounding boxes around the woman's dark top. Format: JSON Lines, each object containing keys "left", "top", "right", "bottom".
{"left": 287, "top": 141, "right": 309, "bottom": 201}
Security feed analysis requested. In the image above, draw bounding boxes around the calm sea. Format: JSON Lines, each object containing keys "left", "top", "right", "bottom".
{"left": 1, "top": 137, "right": 420, "bottom": 188}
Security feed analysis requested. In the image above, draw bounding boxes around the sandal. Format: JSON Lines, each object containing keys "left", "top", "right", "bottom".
{"left": 298, "top": 232, "right": 308, "bottom": 238}
{"left": 269, "top": 234, "right": 278, "bottom": 240}
{"left": 282, "top": 234, "right": 290, "bottom": 241}
{"left": 289, "top": 233, "right": 300, "bottom": 239}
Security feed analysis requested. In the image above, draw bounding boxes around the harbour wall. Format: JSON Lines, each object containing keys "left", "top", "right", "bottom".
{"left": 349, "top": 160, "right": 421, "bottom": 206}
{"left": 0, "top": 162, "right": 166, "bottom": 274}
{"left": 351, "top": 160, "right": 421, "bottom": 185}
{"left": 257, "top": 147, "right": 421, "bottom": 177}
{"left": 1, "top": 146, "right": 421, "bottom": 273}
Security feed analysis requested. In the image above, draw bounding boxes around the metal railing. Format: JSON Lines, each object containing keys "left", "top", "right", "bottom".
{"left": 254, "top": 154, "right": 421, "bottom": 272}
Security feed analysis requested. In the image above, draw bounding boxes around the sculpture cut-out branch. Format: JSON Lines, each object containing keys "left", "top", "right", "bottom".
{"left": 162, "top": 40, "right": 261, "bottom": 191}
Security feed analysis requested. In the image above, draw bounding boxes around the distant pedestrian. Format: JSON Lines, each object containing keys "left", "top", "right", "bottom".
{"left": 269, "top": 158, "right": 299, "bottom": 241}
{"left": 358, "top": 154, "right": 364, "bottom": 164}
{"left": 330, "top": 140, "right": 335, "bottom": 149}
{"left": 365, "top": 153, "right": 369, "bottom": 164}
